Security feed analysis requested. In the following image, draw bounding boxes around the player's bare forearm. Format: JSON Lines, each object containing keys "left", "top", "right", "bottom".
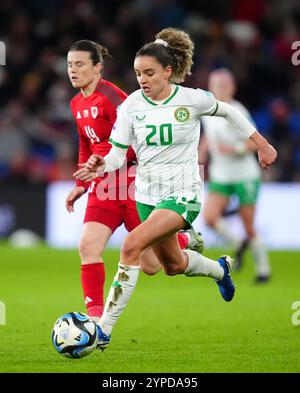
{"left": 215, "top": 101, "right": 276, "bottom": 168}
{"left": 245, "top": 139, "right": 258, "bottom": 152}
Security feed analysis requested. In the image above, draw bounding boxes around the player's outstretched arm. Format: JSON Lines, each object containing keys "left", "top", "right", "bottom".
{"left": 73, "top": 145, "right": 128, "bottom": 182}
{"left": 214, "top": 101, "right": 277, "bottom": 169}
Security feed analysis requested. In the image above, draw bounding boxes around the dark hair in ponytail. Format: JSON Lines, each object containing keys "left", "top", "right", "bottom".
{"left": 69, "top": 40, "right": 110, "bottom": 66}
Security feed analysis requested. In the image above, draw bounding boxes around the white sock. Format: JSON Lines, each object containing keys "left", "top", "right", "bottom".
{"left": 249, "top": 235, "right": 271, "bottom": 276}
{"left": 214, "top": 218, "right": 241, "bottom": 249}
{"left": 100, "top": 263, "right": 140, "bottom": 336}
{"left": 183, "top": 250, "right": 224, "bottom": 280}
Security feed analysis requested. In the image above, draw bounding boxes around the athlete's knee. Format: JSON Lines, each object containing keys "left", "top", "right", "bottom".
{"left": 121, "top": 235, "right": 143, "bottom": 261}
{"left": 79, "top": 237, "right": 102, "bottom": 261}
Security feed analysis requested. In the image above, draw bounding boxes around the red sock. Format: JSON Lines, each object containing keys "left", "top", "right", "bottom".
{"left": 177, "top": 232, "right": 189, "bottom": 249}
{"left": 81, "top": 262, "right": 105, "bottom": 318}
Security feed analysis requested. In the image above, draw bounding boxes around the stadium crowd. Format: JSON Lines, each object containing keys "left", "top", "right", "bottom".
{"left": 1, "top": 0, "right": 300, "bottom": 184}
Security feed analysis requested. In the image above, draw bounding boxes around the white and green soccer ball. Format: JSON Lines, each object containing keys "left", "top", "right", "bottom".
{"left": 51, "top": 312, "right": 97, "bottom": 359}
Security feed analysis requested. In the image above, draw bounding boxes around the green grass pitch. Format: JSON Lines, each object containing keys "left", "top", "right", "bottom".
{"left": 0, "top": 244, "right": 300, "bottom": 373}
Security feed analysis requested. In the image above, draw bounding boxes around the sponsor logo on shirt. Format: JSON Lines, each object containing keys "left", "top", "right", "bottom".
{"left": 83, "top": 109, "right": 89, "bottom": 118}
{"left": 76, "top": 111, "right": 81, "bottom": 119}
{"left": 175, "top": 107, "right": 190, "bottom": 122}
{"left": 135, "top": 114, "right": 146, "bottom": 122}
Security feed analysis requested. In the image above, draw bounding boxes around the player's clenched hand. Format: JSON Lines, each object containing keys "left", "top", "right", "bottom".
{"left": 85, "top": 154, "right": 105, "bottom": 171}
{"left": 65, "top": 186, "right": 86, "bottom": 213}
{"left": 250, "top": 132, "right": 277, "bottom": 169}
{"left": 258, "top": 143, "right": 277, "bottom": 169}
{"left": 73, "top": 155, "right": 107, "bottom": 182}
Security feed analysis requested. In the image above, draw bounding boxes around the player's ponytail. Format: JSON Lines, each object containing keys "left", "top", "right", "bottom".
{"left": 69, "top": 40, "right": 110, "bottom": 66}
{"left": 135, "top": 28, "right": 194, "bottom": 83}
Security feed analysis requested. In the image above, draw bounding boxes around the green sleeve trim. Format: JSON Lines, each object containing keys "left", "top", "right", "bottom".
{"left": 210, "top": 101, "right": 219, "bottom": 116}
{"left": 109, "top": 138, "right": 129, "bottom": 149}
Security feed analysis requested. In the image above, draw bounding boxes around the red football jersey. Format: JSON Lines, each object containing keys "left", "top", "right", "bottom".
{"left": 70, "top": 79, "right": 136, "bottom": 189}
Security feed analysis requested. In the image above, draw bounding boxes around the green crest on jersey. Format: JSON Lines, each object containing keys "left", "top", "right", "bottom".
{"left": 175, "top": 107, "right": 190, "bottom": 122}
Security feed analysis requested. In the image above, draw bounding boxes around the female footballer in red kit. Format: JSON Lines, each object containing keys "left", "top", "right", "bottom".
{"left": 65, "top": 40, "right": 203, "bottom": 321}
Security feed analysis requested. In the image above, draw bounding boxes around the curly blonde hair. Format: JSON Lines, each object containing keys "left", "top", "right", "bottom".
{"left": 155, "top": 28, "right": 194, "bottom": 83}
{"left": 135, "top": 28, "right": 194, "bottom": 83}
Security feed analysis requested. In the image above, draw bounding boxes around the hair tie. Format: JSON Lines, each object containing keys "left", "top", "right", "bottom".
{"left": 154, "top": 38, "right": 169, "bottom": 47}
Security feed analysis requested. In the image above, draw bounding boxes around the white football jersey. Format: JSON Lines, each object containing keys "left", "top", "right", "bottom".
{"left": 110, "top": 85, "right": 218, "bottom": 205}
{"left": 202, "top": 100, "right": 260, "bottom": 183}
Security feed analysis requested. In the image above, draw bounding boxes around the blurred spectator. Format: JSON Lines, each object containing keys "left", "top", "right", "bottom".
{"left": 252, "top": 97, "right": 300, "bottom": 181}
{"left": 0, "top": 100, "right": 30, "bottom": 183}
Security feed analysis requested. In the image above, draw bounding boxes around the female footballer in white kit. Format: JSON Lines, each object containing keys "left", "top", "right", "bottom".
{"left": 201, "top": 69, "right": 271, "bottom": 282}
{"left": 74, "top": 28, "right": 277, "bottom": 350}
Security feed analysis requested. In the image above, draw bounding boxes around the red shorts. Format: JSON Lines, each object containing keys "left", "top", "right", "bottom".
{"left": 83, "top": 180, "right": 141, "bottom": 233}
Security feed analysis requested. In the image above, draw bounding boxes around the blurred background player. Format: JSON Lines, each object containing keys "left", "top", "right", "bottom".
{"left": 200, "top": 69, "right": 271, "bottom": 282}
{"left": 74, "top": 28, "right": 277, "bottom": 350}
{"left": 65, "top": 40, "right": 203, "bottom": 321}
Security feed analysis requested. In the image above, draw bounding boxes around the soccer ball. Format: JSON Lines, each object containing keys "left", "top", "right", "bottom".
{"left": 51, "top": 312, "right": 97, "bottom": 359}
